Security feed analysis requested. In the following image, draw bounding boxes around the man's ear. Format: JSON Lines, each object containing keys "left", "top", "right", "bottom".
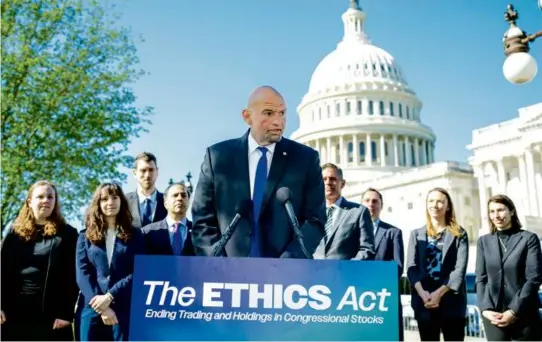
{"left": 242, "top": 109, "right": 252, "bottom": 125}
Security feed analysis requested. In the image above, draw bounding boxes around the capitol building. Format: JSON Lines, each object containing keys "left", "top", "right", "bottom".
{"left": 290, "top": 0, "right": 542, "bottom": 268}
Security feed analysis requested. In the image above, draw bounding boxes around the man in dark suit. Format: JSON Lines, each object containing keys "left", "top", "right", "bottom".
{"left": 125, "top": 152, "right": 167, "bottom": 229}
{"left": 361, "top": 187, "right": 405, "bottom": 340}
{"left": 191, "top": 85, "right": 326, "bottom": 258}
{"left": 142, "top": 182, "right": 195, "bottom": 256}
{"left": 313, "top": 163, "right": 374, "bottom": 260}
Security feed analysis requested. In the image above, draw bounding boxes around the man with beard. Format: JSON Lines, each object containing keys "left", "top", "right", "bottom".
{"left": 191, "top": 85, "right": 326, "bottom": 258}
{"left": 126, "top": 152, "right": 167, "bottom": 229}
{"left": 141, "top": 182, "right": 195, "bottom": 256}
{"left": 313, "top": 163, "right": 374, "bottom": 260}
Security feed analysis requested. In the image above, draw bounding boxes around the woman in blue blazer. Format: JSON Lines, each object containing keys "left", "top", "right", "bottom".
{"left": 406, "top": 187, "right": 469, "bottom": 341}
{"left": 76, "top": 182, "right": 145, "bottom": 341}
{"left": 476, "top": 194, "right": 542, "bottom": 341}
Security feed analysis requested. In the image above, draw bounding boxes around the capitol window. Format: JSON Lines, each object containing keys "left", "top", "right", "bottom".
{"left": 368, "top": 101, "right": 374, "bottom": 115}
{"left": 406, "top": 106, "right": 410, "bottom": 119}
{"left": 407, "top": 202, "right": 413, "bottom": 210}
{"left": 327, "top": 105, "right": 331, "bottom": 118}
{"left": 347, "top": 142, "right": 353, "bottom": 162}
{"left": 359, "top": 142, "right": 365, "bottom": 162}
{"left": 390, "top": 102, "right": 394, "bottom": 116}
{"left": 379, "top": 101, "right": 384, "bottom": 115}
{"left": 399, "top": 104, "right": 403, "bottom": 118}
{"left": 335, "top": 103, "right": 340, "bottom": 116}
{"left": 346, "top": 102, "right": 351, "bottom": 115}
{"left": 357, "top": 101, "right": 362, "bottom": 115}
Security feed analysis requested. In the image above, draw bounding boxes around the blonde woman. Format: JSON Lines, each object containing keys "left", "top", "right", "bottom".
{"left": 406, "top": 187, "right": 469, "bottom": 341}
{"left": 1, "top": 180, "right": 79, "bottom": 341}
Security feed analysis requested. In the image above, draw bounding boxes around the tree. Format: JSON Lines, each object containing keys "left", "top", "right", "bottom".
{"left": 1, "top": 0, "right": 153, "bottom": 234}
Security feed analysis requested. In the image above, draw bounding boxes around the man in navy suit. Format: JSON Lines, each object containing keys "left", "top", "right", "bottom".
{"left": 361, "top": 187, "right": 404, "bottom": 341}
{"left": 125, "top": 152, "right": 167, "bottom": 229}
{"left": 191, "top": 85, "right": 326, "bottom": 258}
{"left": 142, "top": 182, "right": 195, "bottom": 256}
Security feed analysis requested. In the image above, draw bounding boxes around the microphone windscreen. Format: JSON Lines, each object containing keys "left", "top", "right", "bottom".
{"left": 236, "top": 199, "right": 253, "bottom": 217}
{"left": 276, "top": 187, "right": 293, "bottom": 205}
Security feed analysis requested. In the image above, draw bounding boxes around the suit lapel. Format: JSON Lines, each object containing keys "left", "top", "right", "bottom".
{"left": 489, "top": 234, "right": 501, "bottom": 264}
{"left": 238, "top": 132, "right": 252, "bottom": 218}
{"left": 417, "top": 230, "right": 427, "bottom": 266}
{"left": 155, "top": 192, "right": 166, "bottom": 222}
{"left": 502, "top": 233, "right": 522, "bottom": 264}
{"left": 259, "top": 138, "right": 288, "bottom": 219}
{"left": 159, "top": 220, "right": 174, "bottom": 255}
{"left": 91, "top": 241, "right": 110, "bottom": 274}
{"left": 129, "top": 193, "right": 141, "bottom": 226}
{"left": 374, "top": 224, "right": 386, "bottom": 251}
{"left": 441, "top": 230, "right": 454, "bottom": 262}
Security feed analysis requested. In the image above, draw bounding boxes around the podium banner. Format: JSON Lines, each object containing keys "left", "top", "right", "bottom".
{"left": 129, "top": 256, "right": 399, "bottom": 341}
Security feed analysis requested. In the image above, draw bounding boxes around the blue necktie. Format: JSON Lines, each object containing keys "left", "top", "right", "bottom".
{"left": 171, "top": 223, "right": 184, "bottom": 255}
{"left": 250, "top": 146, "right": 268, "bottom": 257}
{"left": 142, "top": 199, "right": 152, "bottom": 226}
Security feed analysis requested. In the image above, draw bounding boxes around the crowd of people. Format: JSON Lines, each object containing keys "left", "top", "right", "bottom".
{"left": 1, "top": 86, "right": 541, "bottom": 342}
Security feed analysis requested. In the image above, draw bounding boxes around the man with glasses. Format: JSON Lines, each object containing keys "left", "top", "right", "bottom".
{"left": 141, "top": 182, "right": 195, "bottom": 256}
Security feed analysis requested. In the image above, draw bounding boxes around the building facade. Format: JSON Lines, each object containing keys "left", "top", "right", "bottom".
{"left": 468, "top": 102, "right": 542, "bottom": 237}
{"left": 290, "top": 1, "right": 482, "bottom": 252}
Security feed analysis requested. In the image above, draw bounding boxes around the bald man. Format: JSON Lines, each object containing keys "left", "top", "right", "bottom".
{"left": 191, "top": 86, "right": 326, "bottom": 258}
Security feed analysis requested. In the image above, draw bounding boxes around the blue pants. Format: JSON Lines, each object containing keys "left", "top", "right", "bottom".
{"left": 79, "top": 306, "right": 129, "bottom": 341}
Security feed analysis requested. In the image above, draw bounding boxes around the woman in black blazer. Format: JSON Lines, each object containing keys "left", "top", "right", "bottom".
{"left": 475, "top": 194, "right": 542, "bottom": 341}
{"left": 1, "top": 180, "right": 79, "bottom": 341}
{"left": 406, "top": 187, "right": 469, "bottom": 341}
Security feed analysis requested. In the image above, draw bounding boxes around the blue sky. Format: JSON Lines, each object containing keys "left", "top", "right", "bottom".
{"left": 113, "top": 0, "right": 541, "bottom": 194}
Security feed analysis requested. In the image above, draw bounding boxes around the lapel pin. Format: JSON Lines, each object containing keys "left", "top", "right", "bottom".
{"left": 283, "top": 152, "right": 287, "bottom": 156}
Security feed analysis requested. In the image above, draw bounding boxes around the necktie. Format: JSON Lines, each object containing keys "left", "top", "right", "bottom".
{"left": 250, "top": 146, "right": 268, "bottom": 257}
{"left": 142, "top": 199, "right": 152, "bottom": 226}
{"left": 171, "top": 223, "right": 184, "bottom": 255}
{"left": 324, "top": 206, "right": 334, "bottom": 237}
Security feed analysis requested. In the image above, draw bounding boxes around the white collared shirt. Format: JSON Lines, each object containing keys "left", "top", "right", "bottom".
{"left": 248, "top": 133, "right": 276, "bottom": 199}
{"left": 105, "top": 228, "right": 116, "bottom": 266}
{"left": 137, "top": 188, "right": 157, "bottom": 222}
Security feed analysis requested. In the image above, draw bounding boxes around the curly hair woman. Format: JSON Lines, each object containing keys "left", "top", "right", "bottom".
{"left": 1, "top": 180, "right": 79, "bottom": 341}
{"left": 76, "top": 182, "right": 145, "bottom": 341}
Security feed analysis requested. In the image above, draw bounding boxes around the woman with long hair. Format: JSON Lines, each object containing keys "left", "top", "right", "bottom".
{"left": 1, "top": 180, "right": 79, "bottom": 341}
{"left": 76, "top": 182, "right": 145, "bottom": 341}
{"left": 406, "top": 187, "right": 469, "bottom": 341}
{"left": 475, "top": 194, "right": 542, "bottom": 341}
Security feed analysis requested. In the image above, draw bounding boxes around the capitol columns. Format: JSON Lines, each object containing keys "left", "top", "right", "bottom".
{"left": 496, "top": 158, "right": 507, "bottom": 194}
{"left": 393, "top": 134, "right": 399, "bottom": 167}
{"left": 517, "top": 152, "right": 529, "bottom": 215}
{"left": 366, "top": 134, "right": 372, "bottom": 166}
{"left": 525, "top": 148, "right": 539, "bottom": 216}
{"left": 405, "top": 137, "right": 411, "bottom": 167}
{"left": 474, "top": 163, "right": 489, "bottom": 230}
{"left": 414, "top": 137, "right": 420, "bottom": 166}
{"left": 380, "top": 134, "right": 386, "bottom": 167}
{"left": 353, "top": 134, "right": 359, "bottom": 165}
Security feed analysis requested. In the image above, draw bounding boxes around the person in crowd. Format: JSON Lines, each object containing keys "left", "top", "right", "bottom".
{"left": 361, "top": 187, "right": 404, "bottom": 340}
{"left": 191, "top": 85, "right": 326, "bottom": 258}
{"left": 125, "top": 152, "right": 167, "bottom": 229}
{"left": 142, "top": 182, "right": 195, "bottom": 255}
{"left": 406, "top": 187, "right": 469, "bottom": 341}
{"left": 76, "top": 182, "right": 145, "bottom": 341}
{"left": 1, "top": 180, "right": 79, "bottom": 341}
{"left": 475, "top": 194, "right": 542, "bottom": 341}
{"left": 313, "top": 163, "right": 374, "bottom": 260}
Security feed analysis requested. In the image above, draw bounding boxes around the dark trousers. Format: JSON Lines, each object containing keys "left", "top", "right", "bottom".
{"left": 482, "top": 316, "right": 542, "bottom": 341}
{"left": 1, "top": 318, "right": 74, "bottom": 341}
{"left": 417, "top": 314, "right": 465, "bottom": 341}
{"left": 79, "top": 307, "right": 129, "bottom": 341}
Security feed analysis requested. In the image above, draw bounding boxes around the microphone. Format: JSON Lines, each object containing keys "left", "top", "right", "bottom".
{"left": 213, "top": 199, "right": 252, "bottom": 257}
{"left": 276, "top": 187, "right": 313, "bottom": 259}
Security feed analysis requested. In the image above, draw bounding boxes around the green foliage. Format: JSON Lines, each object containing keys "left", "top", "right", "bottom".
{"left": 1, "top": 0, "right": 153, "bottom": 233}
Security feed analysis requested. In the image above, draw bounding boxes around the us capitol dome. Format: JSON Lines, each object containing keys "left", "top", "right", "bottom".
{"left": 291, "top": 0, "right": 482, "bottom": 245}
{"left": 291, "top": 0, "right": 436, "bottom": 185}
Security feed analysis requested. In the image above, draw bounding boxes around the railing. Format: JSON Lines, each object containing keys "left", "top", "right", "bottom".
{"left": 402, "top": 304, "right": 485, "bottom": 339}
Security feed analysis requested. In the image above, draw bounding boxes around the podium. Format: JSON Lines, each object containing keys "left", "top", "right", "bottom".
{"left": 129, "top": 256, "right": 399, "bottom": 341}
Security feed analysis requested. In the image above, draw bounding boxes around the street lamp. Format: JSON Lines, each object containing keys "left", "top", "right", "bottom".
{"left": 168, "top": 171, "right": 194, "bottom": 195}
{"left": 502, "top": 4, "right": 542, "bottom": 84}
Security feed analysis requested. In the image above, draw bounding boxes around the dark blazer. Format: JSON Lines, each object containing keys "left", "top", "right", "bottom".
{"left": 475, "top": 230, "right": 542, "bottom": 318}
{"left": 406, "top": 226, "right": 469, "bottom": 320}
{"left": 141, "top": 218, "right": 195, "bottom": 256}
{"left": 374, "top": 220, "right": 404, "bottom": 277}
{"left": 75, "top": 228, "right": 145, "bottom": 312}
{"left": 125, "top": 190, "right": 167, "bottom": 229}
{"left": 191, "top": 130, "right": 326, "bottom": 258}
{"left": 313, "top": 198, "right": 375, "bottom": 260}
{"left": 1, "top": 224, "right": 79, "bottom": 322}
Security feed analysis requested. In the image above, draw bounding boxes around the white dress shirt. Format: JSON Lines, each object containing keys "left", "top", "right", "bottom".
{"left": 247, "top": 133, "right": 275, "bottom": 199}
{"left": 138, "top": 188, "right": 157, "bottom": 221}
{"left": 105, "top": 228, "right": 116, "bottom": 266}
